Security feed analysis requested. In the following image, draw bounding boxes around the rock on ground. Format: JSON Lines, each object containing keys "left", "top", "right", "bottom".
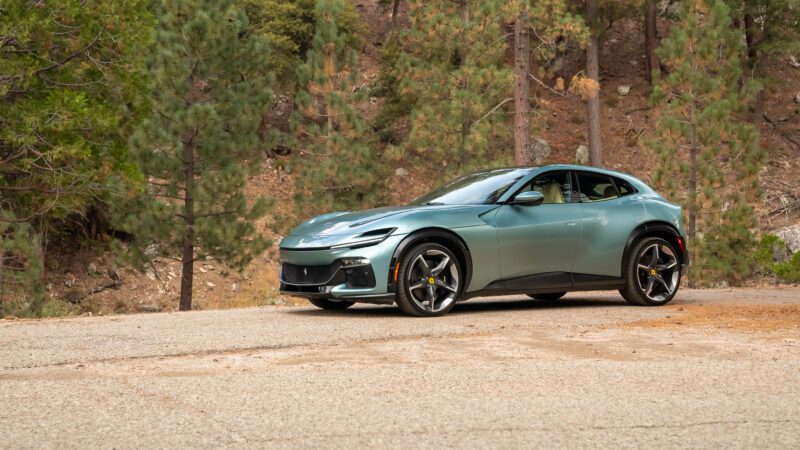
{"left": 575, "top": 144, "right": 590, "bottom": 165}
{"left": 528, "top": 137, "right": 551, "bottom": 165}
{"left": 775, "top": 224, "right": 800, "bottom": 253}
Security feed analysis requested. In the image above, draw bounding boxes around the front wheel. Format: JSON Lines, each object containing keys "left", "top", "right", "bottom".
{"left": 308, "top": 298, "right": 355, "bottom": 310}
{"left": 395, "top": 243, "right": 462, "bottom": 317}
{"left": 619, "top": 237, "right": 681, "bottom": 306}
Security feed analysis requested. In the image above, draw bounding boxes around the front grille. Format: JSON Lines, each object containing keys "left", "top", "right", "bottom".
{"left": 281, "top": 262, "right": 339, "bottom": 285}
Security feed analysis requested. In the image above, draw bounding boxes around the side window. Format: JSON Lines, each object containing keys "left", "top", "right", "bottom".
{"left": 613, "top": 177, "right": 637, "bottom": 196}
{"left": 520, "top": 172, "right": 572, "bottom": 204}
{"left": 575, "top": 172, "right": 618, "bottom": 202}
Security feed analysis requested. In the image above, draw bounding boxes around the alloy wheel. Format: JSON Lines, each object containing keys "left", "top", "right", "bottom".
{"left": 635, "top": 242, "right": 679, "bottom": 302}
{"left": 405, "top": 249, "right": 460, "bottom": 313}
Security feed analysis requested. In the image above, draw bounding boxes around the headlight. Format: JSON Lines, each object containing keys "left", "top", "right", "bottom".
{"left": 339, "top": 257, "right": 370, "bottom": 267}
{"left": 329, "top": 228, "right": 396, "bottom": 250}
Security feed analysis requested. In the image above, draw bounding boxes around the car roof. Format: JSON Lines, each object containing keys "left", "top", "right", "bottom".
{"left": 477, "top": 164, "right": 654, "bottom": 203}
{"left": 475, "top": 164, "right": 641, "bottom": 182}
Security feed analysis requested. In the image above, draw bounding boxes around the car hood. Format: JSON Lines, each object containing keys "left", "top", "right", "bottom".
{"left": 281, "top": 204, "right": 498, "bottom": 249}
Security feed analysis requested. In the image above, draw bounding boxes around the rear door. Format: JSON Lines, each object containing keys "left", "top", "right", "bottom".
{"left": 572, "top": 171, "right": 646, "bottom": 279}
{"left": 494, "top": 171, "right": 581, "bottom": 287}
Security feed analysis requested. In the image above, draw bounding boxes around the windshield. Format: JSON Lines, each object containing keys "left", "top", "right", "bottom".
{"left": 410, "top": 168, "right": 529, "bottom": 205}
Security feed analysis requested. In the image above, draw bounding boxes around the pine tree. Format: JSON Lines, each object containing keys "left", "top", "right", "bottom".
{"left": 242, "top": 0, "right": 363, "bottom": 84}
{"left": 506, "top": 1, "right": 586, "bottom": 165}
{"left": 120, "top": 0, "right": 273, "bottom": 311}
{"left": 1, "top": 0, "right": 151, "bottom": 312}
{"left": 291, "top": 0, "right": 387, "bottom": 216}
{"left": 725, "top": 0, "right": 800, "bottom": 150}
{"left": 648, "top": 0, "right": 766, "bottom": 285}
{"left": 398, "top": 0, "right": 514, "bottom": 174}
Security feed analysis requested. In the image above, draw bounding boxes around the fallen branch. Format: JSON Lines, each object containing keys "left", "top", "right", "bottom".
{"left": 763, "top": 113, "right": 800, "bottom": 151}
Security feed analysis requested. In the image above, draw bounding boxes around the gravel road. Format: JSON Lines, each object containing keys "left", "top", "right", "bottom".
{"left": 2, "top": 288, "right": 799, "bottom": 449}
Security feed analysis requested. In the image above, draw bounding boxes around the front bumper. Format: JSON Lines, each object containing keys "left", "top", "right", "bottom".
{"left": 278, "top": 234, "right": 403, "bottom": 302}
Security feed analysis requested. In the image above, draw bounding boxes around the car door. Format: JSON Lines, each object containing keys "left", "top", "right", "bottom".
{"left": 572, "top": 171, "right": 647, "bottom": 280}
{"left": 494, "top": 171, "right": 582, "bottom": 288}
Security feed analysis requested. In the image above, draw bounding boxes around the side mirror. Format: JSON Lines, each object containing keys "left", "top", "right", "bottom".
{"left": 513, "top": 191, "right": 544, "bottom": 206}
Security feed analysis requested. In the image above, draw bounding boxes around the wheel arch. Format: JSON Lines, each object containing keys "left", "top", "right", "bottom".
{"left": 387, "top": 228, "right": 473, "bottom": 293}
{"left": 622, "top": 221, "right": 686, "bottom": 278}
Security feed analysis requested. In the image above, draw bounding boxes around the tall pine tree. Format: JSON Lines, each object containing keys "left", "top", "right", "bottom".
{"left": 291, "top": 0, "right": 386, "bottom": 216}
{"left": 398, "top": 0, "right": 513, "bottom": 173}
{"left": 1, "top": 0, "right": 151, "bottom": 314}
{"left": 120, "top": 0, "right": 273, "bottom": 310}
{"left": 648, "top": 0, "right": 765, "bottom": 285}
{"left": 505, "top": 0, "right": 586, "bottom": 165}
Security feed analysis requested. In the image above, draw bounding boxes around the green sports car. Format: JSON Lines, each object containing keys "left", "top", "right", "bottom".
{"left": 279, "top": 165, "right": 689, "bottom": 316}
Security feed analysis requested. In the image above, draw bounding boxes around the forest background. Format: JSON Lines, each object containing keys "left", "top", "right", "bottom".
{"left": 1, "top": 0, "right": 799, "bottom": 317}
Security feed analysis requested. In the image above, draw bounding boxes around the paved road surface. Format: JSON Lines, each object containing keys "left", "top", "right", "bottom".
{"left": 1, "top": 288, "right": 799, "bottom": 449}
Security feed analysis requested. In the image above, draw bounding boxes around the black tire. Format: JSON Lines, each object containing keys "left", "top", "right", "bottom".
{"left": 396, "top": 243, "right": 463, "bottom": 317}
{"left": 308, "top": 298, "right": 355, "bottom": 310}
{"left": 619, "top": 236, "right": 681, "bottom": 306}
{"left": 526, "top": 292, "right": 566, "bottom": 300}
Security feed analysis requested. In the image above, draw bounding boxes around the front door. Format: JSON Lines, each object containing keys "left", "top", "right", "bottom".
{"left": 494, "top": 171, "right": 581, "bottom": 288}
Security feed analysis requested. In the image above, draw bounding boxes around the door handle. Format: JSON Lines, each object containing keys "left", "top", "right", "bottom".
{"left": 565, "top": 222, "right": 577, "bottom": 227}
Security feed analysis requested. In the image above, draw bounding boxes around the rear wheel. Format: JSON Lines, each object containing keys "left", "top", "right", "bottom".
{"left": 619, "top": 237, "right": 681, "bottom": 306}
{"left": 308, "top": 298, "right": 355, "bottom": 310}
{"left": 526, "top": 292, "right": 566, "bottom": 300}
{"left": 396, "top": 243, "right": 462, "bottom": 317}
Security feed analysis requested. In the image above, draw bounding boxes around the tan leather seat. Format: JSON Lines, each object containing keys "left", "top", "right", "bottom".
{"left": 603, "top": 185, "right": 618, "bottom": 199}
{"left": 542, "top": 182, "right": 564, "bottom": 204}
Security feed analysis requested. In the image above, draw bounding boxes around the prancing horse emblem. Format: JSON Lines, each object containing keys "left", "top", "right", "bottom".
{"left": 303, "top": 267, "right": 308, "bottom": 276}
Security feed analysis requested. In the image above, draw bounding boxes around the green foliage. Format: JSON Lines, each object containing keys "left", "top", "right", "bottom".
{"left": 0, "top": 0, "right": 152, "bottom": 305}
{"left": 117, "top": 0, "right": 274, "bottom": 308}
{"left": 775, "top": 253, "right": 800, "bottom": 283}
{"left": 291, "top": 0, "right": 388, "bottom": 216}
{"left": 507, "top": 0, "right": 588, "bottom": 69}
{"left": 242, "top": 0, "right": 363, "bottom": 83}
{"left": 754, "top": 234, "right": 800, "bottom": 283}
{"left": 647, "top": 0, "right": 766, "bottom": 286}
{"left": 370, "top": 37, "right": 414, "bottom": 144}
{"left": 0, "top": 1, "right": 151, "bottom": 220}
{"left": 725, "top": 0, "right": 800, "bottom": 61}
{"left": 754, "top": 234, "right": 786, "bottom": 275}
{"left": 396, "top": 0, "right": 514, "bottom": 174}
{"left": 0, "top": 218, "right": 45, "bottom": 317}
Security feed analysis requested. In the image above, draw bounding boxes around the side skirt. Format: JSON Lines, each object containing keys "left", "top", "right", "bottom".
{"left": 461, "top": 272, "right": 624, "bottom": 300}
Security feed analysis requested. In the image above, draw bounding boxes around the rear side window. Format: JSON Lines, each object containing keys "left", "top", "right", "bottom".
{"left": 575, "top": 172, "right": 618, "bottom": 202}
{"left": 613, "top": 177, "right": 637, "bottom": 196}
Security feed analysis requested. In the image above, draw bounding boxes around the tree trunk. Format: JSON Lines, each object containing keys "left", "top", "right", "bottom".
{"left": 0, "top": 248, "right": 4, "bottom": 310}
{"left": 391, "top": 0, "right": 400, "bottom": 27}
{"left": 179, "top": 138, "right": 195, "bottom": 312}
{"left": 513, "top": 9, "right": 531, "bottom": 166}
{"left": 459, "top": 0, "right": 471, "bottom": 168}
{"left": 688, "top": 44, "right": 698, "bottom": 241}
{"left": 688, "top": 108, "right": 697, "bottom": 241}
{"left": 586, "top": 0, "right": 603, "bottom": 167}
{"left": 743, "top": 13, "right": 763, "bottom": 144}
{"left": 644, "top": 0, "right": 659, "bottom": 86}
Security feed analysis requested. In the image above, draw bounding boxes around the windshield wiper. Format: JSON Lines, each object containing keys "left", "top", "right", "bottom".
{"left": 425, "top": 202, "right": 445, "bottom": 205}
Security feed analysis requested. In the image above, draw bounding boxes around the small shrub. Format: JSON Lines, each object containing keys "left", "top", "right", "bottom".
{"left": 754, "top": 234, "right": 799, "bottom": 283}
{"left": 754, "top": 234, "right": 789, "bottom": 275}
{"left": 775, "top": 253, "right": 800, "bottom": 283}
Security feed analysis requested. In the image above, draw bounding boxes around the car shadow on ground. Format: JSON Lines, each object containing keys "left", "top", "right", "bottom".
{"left": 285, "top": 296, "right": 629, "bottom": 318}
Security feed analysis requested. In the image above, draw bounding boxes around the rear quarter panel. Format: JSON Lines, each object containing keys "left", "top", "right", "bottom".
{"left": 572, "top": 195, "right": 648, "bottom": 277}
